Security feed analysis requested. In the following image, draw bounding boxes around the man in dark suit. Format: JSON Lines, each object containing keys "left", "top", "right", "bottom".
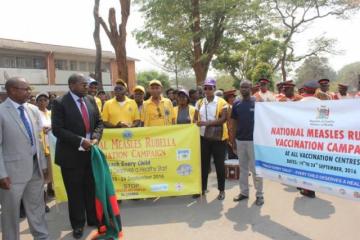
{"left": 52, "top": 73, "right": 103, "bottom": 239}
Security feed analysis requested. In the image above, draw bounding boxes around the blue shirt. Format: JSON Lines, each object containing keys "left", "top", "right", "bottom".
{"left": 231, "top": 97, "right": 255, "bottom": 141}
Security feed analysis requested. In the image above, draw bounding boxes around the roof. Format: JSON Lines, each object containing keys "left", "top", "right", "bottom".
{"left": 0, "top": 38, "right": 138, "bottom": 61}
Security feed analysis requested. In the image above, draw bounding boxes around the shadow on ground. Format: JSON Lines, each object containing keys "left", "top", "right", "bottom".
{"left": 225, "top": 201, "right": 312, "bottom": 240}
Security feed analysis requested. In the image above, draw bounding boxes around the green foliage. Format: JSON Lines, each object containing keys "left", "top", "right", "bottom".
{"left": 134, "top": 0, "right": 266, "bottom": 84}
{"left": 213, "top": 31, "right": 283, "bottom": 87}
{"left": 175, "top": 73, "right": 197, "bottom": 90}
{"left": 295, "top": 57, "right": 337, "bottom": 87}
{"left": 251, "top": 62, "right": 274, "bottom": 84}
{"left": 136, "top": 70, "right": 171, "bottom": 90}
{"left": 335, "top": 62, "right": 360, "bottom": 90}
{"left": 215, "top": 75, "right": 236, "bottom": 91}
{"left": 134, "top": 0, "right": 360, "bottom": 84}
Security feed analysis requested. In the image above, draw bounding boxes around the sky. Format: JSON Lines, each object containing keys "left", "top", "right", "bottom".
{"left": 1, "top": 0, "right": 360, "bottom": 74}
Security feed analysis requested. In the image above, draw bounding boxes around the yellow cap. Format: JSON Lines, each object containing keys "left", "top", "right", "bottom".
{"left": 115, "top": 79, "right": 127, "bottom": 88}
{"left": 133, "top": 85, "right": 145, "bottom": 93}
{"left": 149, "top": 79, "right": 162, "bottom": 87}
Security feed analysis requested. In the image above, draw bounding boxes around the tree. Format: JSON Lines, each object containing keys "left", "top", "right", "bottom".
{"left": 251, "top": 63, "right": 274, "bottom": 84}
{"left": 336, "top": 62, "right": 360, "bottom": 90}
{"left": 215, "top": 74, "right": 235, "bottom": 91}
{"left": 93, "top": 0, "right": 103, "bottom": 89}
{"left": 137, "top": 70, "right": 171, "bottom": 90}
{"left": 99, "top": 0, "right": 130, "bottom": 84}
{"left": 213, "top": 36, "right": 282, "bottom": 87}
{"left": 135, "top": 0, "right": 263, "bottom": 86}
{"left": 267, "top": 0, "right": 359, "bottom": 81}
{"left": 295, "top": 56, "right": 337, "bottom": 87}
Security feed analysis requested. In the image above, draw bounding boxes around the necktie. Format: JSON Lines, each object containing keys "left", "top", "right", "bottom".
{"left": 18, "top": 106, "right": 34, "bottom": 146}
{"left": 78, "top": 98, "right": 90, "bottom": 133}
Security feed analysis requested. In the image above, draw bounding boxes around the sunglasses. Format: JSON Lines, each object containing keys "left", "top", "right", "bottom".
{"left": 114, "top": 86, "right": 125, "bottom": 91}
{"left": 204, "top": 86, "right": 214, "bottom": 91}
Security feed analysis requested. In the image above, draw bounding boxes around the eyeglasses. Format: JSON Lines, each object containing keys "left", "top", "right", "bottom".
{"left": 204, "top": 86, "right": 214, "bottom": 91}
{"left": 156, "top": 107, "right": 162, "bottom": 118}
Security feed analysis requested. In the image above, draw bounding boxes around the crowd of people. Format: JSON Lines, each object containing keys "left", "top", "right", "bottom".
{"left": 0, "top": 73, "right": 359, "bottom": 240}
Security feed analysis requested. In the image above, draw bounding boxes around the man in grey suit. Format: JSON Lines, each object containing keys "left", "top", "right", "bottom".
{"left": 0, "top": 77, "right": 50, "bottom": 240}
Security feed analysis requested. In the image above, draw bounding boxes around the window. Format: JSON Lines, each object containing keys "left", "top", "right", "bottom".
{"left": 55, "top": 59, "right": 68, "bottom": 70}
{"left": 79, "top": 61, "right": 88, "bottom": 71}
{"left": 16, "top": 56, "right": 32, "bottom": 69}
{"left": 88, "top": 62, "right": 95, "bottom": 72}
{"left": 102, "top": 63, "right": 110, "bottom": 72}
{"left": 0, "top": 56, "right": 16, "bottom": 68}
{"left": 0, "top": 55, "right": 45, "bottom": 69}
{"left": 33, "top": 57, "right": 45, "bottom": 69}
{"left": 70, "top": 60, "right": 78, "bottom": 71}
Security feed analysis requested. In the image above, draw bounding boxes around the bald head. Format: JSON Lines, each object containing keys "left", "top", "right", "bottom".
{"left": 5, "top": 77, "right": 27, "bottom": 92}
{"left": 240, "top": 80, "right": 252, "bottom": 88}
{"left": 68, "top": 73, "right": 88, "bottom": 97}
{"left": 5, "top": 77, "right": 31, "bottom": 104}
{"left": 240, "top": 80, "right": 252, "bottom": 99}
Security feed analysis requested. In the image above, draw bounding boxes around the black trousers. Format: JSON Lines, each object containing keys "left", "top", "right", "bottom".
{"left": 61, "top": 163, "right": 97, "bottom": 229}
{"left": 201, "top": 137, "right": 226, "bottom": 192}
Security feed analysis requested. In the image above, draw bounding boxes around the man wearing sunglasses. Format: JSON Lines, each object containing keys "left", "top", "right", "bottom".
{"left": 141, "top": 80, "right": 175, "bottom": 127}
{"left": 102, "top": 79, "right": 140, "bottom": 128}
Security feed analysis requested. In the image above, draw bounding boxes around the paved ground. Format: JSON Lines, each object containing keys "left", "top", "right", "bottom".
{"left": 1, "top": 170, "right": 360, "bottom": 240}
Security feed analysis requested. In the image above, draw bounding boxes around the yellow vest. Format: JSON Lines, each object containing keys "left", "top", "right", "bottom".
{"left": 174, "top": 105, "right": 196, "bottom": 124}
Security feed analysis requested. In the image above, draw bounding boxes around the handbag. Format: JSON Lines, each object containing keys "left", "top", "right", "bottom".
{"left": 203, "top": 99, "right": 223, "bottom": 141}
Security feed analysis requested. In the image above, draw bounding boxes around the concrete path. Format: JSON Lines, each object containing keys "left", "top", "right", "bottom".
{"left": 1, "top": 171, "right": 359, "bottom": 240}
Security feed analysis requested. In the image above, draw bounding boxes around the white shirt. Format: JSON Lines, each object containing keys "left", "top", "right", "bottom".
{"left": 256, "top": 91, "right": 276, "bottom": 102}
{"left": 38, "top": 109, "right": 51, "bottom": 128}
{"left": 9, "top": 98, "right": 37, "bottom": 155}
{"left": 196, "top": 96, "right": 219, "bottom": 137}
{"left": 38, "top": 109, "right": 51, "bottom": 147}
{"left": 301, "top": 96, "right": 320, "bottom": 102}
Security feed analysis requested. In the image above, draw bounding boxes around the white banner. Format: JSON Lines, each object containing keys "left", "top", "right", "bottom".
{"left": 254, "top": 99, "right": 360, "bottom": 201}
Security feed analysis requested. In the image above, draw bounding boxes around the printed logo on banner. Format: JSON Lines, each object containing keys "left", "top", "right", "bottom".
{"left": 177, "top": 149, "right": 191, "bottom": 161}
{"left": 175, "top": 183, "right": 184, "bottom": 192}
{"left": 310, "top": 105, "right": 334, "bottom": 127}
{"left": 151, "top": 184, "right": 169, "bottom": 192}
{"left": 177, "top": 164, "right": 192, "bottom": 176}
{"left": 122, "top": 130, "right": 133, "bottom": 139}
{"left": 316, "top": 105, "right": 330, "bottom": 120}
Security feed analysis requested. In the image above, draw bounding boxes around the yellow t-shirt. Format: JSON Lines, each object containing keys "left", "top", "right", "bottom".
{"left": 102, "top": 97, "right": 140, "bottom": 127}
{"left": 174, "top": 105, "right": 196, "bottom": 124}
{"left": 141, "top": 97, "right": 175, "bottom": 127}
{"left": 94, "top": 96, "right": 102, "bottom": 112}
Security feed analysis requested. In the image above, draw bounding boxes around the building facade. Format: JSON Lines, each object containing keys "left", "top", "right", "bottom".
{"left": 0, "top": 38, "right": 137, "bottom": 97}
